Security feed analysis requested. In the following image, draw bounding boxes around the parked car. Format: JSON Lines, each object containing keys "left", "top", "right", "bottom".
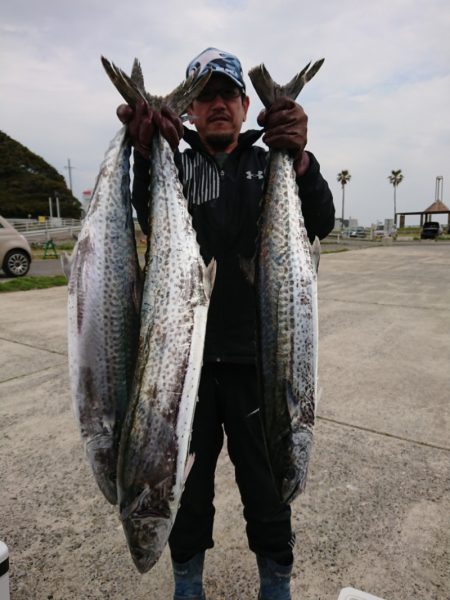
{"left": 0, "top": 216, "right": 32, "bottom": 277}
{"left": 349, "top": 227, "right": 367, "bottom": 238}
{"left": 420, "top": 221, "right": 441, "bottom": 240}
{"left": 373, "top": 226, "right": 397, "bottom": 239}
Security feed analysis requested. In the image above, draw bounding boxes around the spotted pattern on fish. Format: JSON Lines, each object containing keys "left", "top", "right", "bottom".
{"left": 256, "top": 150, "right": 318, "bottom": 503}
{"left": 117, "top": 131, "right": 216, "bottom": 573}
{"left": 67, "top": 126, "right": 141, "bottom": 505}
{"left": 249, "top": 61, "right": 323, "bottom": 504}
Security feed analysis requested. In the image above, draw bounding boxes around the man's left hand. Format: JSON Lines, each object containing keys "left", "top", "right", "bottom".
{"left": 257, "top": 97, "right": 310, "bottom": 176}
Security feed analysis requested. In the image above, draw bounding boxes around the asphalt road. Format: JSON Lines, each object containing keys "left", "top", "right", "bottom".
{"left": 0, "top": 243, "right": 449, "bottom": 600}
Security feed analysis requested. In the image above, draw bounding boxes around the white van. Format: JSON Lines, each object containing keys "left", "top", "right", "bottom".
{"left": 0, "top": 216, "right": 32, "bottom": 277}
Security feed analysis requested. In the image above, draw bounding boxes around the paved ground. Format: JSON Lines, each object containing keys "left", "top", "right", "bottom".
{"left": 0, "top": 244, "right": 449, "bottom": 600}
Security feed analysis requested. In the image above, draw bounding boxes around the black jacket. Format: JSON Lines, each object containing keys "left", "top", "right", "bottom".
{"left": 132, "top": 127, "right": 335, "bottom": 364}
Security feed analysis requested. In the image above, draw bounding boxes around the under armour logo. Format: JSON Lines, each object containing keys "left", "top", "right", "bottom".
{"left": 245, "top": 170, "right": 264, "bottom": 180}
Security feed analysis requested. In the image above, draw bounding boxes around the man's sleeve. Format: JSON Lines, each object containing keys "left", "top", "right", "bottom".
{"left": 297, "top": 151, "right": 335, "bottom": 242}
{"left": 131, "top": 151, "right": 151, "bottom": 236}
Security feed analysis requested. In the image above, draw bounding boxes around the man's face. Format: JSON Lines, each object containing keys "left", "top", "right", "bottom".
{"left": 188, "top": 74, "right": 249, "bottom": 153}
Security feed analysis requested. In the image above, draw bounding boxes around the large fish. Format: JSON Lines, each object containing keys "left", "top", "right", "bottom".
{"left": 248, "top": 60, "right": 324, "bottom": 504}
{"left": 67, "top": 62, "right": 143, "bottom": 505}
{"left": 102, "top": 58, "right": 216, "bottom": 573}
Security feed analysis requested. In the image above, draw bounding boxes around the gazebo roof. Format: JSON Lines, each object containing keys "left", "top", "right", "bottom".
{"left": 425, "top": 200, "right": 449, "bottom": 213}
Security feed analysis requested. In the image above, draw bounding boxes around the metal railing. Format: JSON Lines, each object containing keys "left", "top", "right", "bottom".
{"left": 9, "top": 218, "right": 82, "bottom": 241}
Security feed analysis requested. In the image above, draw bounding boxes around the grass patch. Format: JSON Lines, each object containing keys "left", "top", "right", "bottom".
{"left": 0, "top": 276, "right": 68, "bottom": 293}
{"left": 322, "top": 248, "right": 350, "bottom": 254}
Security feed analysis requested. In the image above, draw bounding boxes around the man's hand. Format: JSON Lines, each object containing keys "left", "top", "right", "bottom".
{"left": 257, "top": 97, "right": 310, "bottom": 176}
{"left": 117, "top": 100, "right": 184, "bottom": 158}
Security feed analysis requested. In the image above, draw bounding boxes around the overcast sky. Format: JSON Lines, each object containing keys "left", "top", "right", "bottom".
{"left": 1, "top": 0, "right": 449, "bottom": 226}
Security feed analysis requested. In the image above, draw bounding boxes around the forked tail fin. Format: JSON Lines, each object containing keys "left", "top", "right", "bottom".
{"left": 101, "top": 56, "right": 211, "bottom": 116}
{"left": 248, "top": 58, "right": 324, "bottom": 108}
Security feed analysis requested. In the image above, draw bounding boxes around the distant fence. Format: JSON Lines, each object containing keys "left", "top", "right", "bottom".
{"left": 324, "top": 231, "right": 341, "bottom": 242}
{"left": 8, "top": 218, "right": 82, "bottom": 242}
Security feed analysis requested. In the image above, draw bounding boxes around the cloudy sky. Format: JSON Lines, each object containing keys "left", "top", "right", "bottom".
{"left": 1, "top": 0, "right": 449, "bottom": 226}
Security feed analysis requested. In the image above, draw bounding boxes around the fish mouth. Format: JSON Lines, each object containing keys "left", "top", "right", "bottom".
{"left": 120, "top": 486, "right": 173, "bottom": 573}
{"left": 129, "top": 545, "right": 160, "bottom": 574}
{"left": 121, "top": 513, "right": 172, "bottom": 574}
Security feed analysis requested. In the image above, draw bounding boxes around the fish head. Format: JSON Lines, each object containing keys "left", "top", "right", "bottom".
{"left": 120, "top": 485, "right": 173, "bottom": 573}
{"left": 280, "top": 429, "right": 314, "bottom": 503}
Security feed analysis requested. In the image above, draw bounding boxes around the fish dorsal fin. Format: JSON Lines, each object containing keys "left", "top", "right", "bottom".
{"left": 101, "top": 56, "right": 211, "bottom": 116}
{"left": 248, "top": 58, "right": 324, "bottom": 107}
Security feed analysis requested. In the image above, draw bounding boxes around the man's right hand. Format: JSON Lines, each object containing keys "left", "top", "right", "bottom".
{"left": 117, "top": 100, "right": 183, "bottom": 158}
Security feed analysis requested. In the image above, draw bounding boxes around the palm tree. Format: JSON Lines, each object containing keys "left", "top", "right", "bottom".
{"left": 337, "top": 170, "right": 351, "bottom": 230}
{"left": 388, "top": 169, "right": 404, "bottom": 223}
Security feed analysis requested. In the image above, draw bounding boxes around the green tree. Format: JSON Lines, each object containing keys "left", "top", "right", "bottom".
{"left": 337, "top": 170, "right": 351, "bottom": 229}
{"left": 0, "top": 130, "right": 82, "bottom": 219}
{"left": 388, "top": 169, "right": 404, "bottom": 222}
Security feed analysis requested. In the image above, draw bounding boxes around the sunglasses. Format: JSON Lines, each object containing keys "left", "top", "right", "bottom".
{"left": 196, "top": 87, "right": 242, "bottom": 103}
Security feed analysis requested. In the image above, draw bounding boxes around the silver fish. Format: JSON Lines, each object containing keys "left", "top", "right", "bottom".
{"left": 67, "top": 114, "right": 141, "bottom": 504}
{"left": 102, "top": 58, "right": 216, "bottom": 573}
{"left": 248, "top": 59, "right": 324, "bottom": 504}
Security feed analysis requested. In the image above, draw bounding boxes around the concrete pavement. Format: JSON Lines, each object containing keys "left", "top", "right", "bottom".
{"left": 0, "top": 244, "right": 449, "bottom": 600}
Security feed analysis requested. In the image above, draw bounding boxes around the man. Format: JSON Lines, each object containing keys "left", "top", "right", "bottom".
{"left": 118, "top": 48, "right": 334, "bottom": 600}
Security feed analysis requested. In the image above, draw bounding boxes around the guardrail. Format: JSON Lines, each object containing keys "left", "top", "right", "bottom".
{"left": 9, "top": 219, "right": 82, "bottom": 242}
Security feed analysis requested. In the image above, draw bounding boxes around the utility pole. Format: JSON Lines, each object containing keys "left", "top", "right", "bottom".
{"left": 65, "top": 159, "right": 74, "bottom": 191}
{"left": 435, "top": 176, "right": 443, "bottom": 202}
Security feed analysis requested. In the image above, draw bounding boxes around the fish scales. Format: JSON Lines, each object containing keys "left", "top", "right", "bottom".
{"left": 249, "top": 60, "right": 323, "bottom": 504}
{"left": 67, "top": 125, "right": 141, "bottom": 505}
{"left": 101, "top": 59, "right": 215, "bottom": 573}
{"left": 257, "top": 150, "right": 318, "bottom": 504}
{"left": 118, "top": 131, "right": 215, "bottom": 573}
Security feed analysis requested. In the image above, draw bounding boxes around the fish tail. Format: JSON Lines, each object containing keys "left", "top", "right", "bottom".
{"left": 130, "top": 58, "right": 145, "bottom": 93}
{"left": 60, "top": 243, "right": 78, "bottom": 280}
{"left": 248, "top": 58, "right": 324, "bottom": 107}
{"left": 101, "top": 56, "right": 211, "bottom": 116}
{"left": 101, "top": 56, "right": 148, "bottom": 108}
{"left": 164, "top": 67, "right": 212, "bottom": 116}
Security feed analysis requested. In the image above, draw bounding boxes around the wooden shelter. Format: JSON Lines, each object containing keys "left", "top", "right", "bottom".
{"left": 396, "top": 200, "right": 450, "bottom": 229}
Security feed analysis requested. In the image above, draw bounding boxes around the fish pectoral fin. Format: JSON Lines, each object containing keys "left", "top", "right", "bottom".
{"left": 60, "top": 242, "right": 78, "bottom": 279}
{"left": 203, "top": 259, "right": 217, "bottom": 298}
{"left": 183, "top": 453, "right": 195, "bottom": 484}
{"left": 315, "top": 385, "right": 323, "bottom": 416}
{"left": 238, "top": 255, "right": 256, "bottom": 286}
{"left": 310, "top": 237, "right": 321, "bottom": 273}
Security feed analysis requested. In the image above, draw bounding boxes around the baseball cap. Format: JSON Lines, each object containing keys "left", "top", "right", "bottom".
{"left": 186, "top": 47, "right": 246, "bottom": 93}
